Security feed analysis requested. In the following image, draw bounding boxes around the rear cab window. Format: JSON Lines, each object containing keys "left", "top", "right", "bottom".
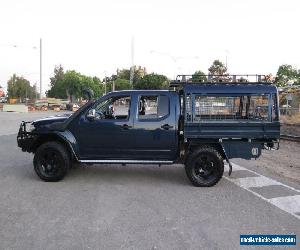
{"left": 138, "top": 95, "right": 169, "bottom": 120}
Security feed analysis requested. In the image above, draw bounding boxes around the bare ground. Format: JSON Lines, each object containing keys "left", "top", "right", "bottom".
{"left": 252, "top": 140, "right": 300, "bottom": 185}
{"left": 281, "top": 124, "right": 300, "bottom": 136}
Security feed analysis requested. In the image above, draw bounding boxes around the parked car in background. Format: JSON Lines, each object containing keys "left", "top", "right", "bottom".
{"left": 0, "top": 97, "right": 7, "bottom": 103}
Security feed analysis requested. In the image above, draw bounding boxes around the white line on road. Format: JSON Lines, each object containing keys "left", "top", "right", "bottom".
{"left": 224, "top": 163, "right": 300, "bottom": 220}
{"left": 0, "top": 132, "right": 18, "bottom": 136}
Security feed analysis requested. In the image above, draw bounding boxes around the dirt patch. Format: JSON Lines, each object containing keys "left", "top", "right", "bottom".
{"left": 281, "top": 124, "right": 300, "bottom": 136}
{"left": 254, "top": 140, "right": 300, "bottom": 184}
{"left": 281, "top": 113, "right": 300, "bottom": 125}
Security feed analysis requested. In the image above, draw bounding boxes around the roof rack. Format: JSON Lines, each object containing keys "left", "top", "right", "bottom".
{"left": 170, "top": 74, "right": 272, "bottom": 87}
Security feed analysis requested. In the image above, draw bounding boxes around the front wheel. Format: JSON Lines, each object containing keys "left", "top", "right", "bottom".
{"left": 33, "top": 142, "right": 70, "bottom": 182}
{"left": 185, "top": 147, "right": 224, "bottom": 187}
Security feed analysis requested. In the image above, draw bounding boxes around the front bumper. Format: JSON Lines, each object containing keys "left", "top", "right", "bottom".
{"left": 17, "top": 121, "right": 36, "bottom": 152}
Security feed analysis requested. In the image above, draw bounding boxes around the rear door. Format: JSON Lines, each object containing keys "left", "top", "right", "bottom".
{"left": 132, "top": 92, "right": 177, "bottom": 160}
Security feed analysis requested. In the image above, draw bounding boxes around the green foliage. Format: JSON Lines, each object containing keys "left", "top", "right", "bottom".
{"left": 191, "top": 70, "right": 207, "bottom": 82}
{"left": 208, "top": 60, "right": 230, "bottom": 82}
{"left": 274, "top": 64, "right": 299, "bottom": 87}
{"left": 7, "top": 74, "right": 37, "bottom": 100}
{"left": 114, "top": 78, "right": 131, "bottom": 90}
{"left": 47, "top": 65, "right": 104, "bottom": 100}
{"left": 134, "top": 73, "right": 168, "bottom": 89}
{"left": 117, "top": 66, "right": 146, "bottom": 84}
{"left": 63, "top": 70, "right": 82, "bottom": 101}
{"left": 92, "top": 76, "right": 104, "bottom": 96}
{"left": 47, "top": 65, "right": 169, "bottom": 99}
{"left": 208, "top": 60, "right": 227, "bottom": 75}
{"left": 46, "top": 65, "right": 66, "bottom": 98}
{"left": 117, "top": 69, "right": 130, "bottom": 81}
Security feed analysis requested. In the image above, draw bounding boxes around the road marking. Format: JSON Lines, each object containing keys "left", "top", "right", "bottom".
{"left": 269, "top": 195, "right": 300, "bottom": 217}
{"left": 0, "top": 132, "right": 17, "bottom": 136}
{"left": 224, "top": 163, "right": 300, "bottom": 220}
{"left": 229, "top": 176, "right": 281, "bottom": 188}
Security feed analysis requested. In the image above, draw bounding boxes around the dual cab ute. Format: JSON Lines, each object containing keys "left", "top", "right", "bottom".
{"left": 17, "top": 75, "right": 280, "bottom": 186}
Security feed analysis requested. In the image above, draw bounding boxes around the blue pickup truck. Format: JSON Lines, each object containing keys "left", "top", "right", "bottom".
{"left": 17, "top": 75, "right": 280, "bottom": 186}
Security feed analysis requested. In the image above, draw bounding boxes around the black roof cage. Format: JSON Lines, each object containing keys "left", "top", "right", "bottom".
{"left": 170, "top": 74, "right": 272, "bottom": 87}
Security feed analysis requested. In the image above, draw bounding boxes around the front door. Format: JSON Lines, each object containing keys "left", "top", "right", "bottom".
{"left": 74, "top": 94, "right": 135, "bottom": 159}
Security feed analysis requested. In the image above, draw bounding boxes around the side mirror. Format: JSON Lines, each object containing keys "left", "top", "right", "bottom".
{"left": 87, "top": 109, "right": 96, "bottom": 120}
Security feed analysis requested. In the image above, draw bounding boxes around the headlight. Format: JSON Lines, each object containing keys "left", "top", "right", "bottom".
{"left": 28, "top": 123, "right": 36, "bottom": 132}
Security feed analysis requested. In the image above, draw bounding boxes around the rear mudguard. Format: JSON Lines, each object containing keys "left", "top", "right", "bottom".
{"left": 220, "top": 143, "right": 233, "bottom": 176}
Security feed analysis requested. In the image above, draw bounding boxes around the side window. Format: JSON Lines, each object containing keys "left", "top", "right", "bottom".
{"left": 247, "top": 95, "right": 269, "bottom": 121}
{"left": 194, "top": 95, "right": 270, "bottom": 121}
{"left": 138, "top": 95, "right": 169, "bottom": 120}
{"left": 94, "top": 96, "right": 131, "bottom": 120}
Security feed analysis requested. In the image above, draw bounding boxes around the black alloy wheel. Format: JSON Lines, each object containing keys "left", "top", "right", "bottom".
{"left": 185, "top": 147, "right": 224, "bottom": 187}
{"left": 33, "top": 142, "right": 70, "bottom": 181}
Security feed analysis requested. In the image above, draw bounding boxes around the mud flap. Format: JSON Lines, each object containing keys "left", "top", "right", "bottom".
{"left": 220, "top": 143, "right": 233, "bottom": 176}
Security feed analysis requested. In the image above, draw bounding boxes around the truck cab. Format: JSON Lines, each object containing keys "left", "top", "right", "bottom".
{"left": 69, "top": 90, "right": 179, "bottom": 161}
{"left": 17, "top": 74, "right": 280, "bottom": 187}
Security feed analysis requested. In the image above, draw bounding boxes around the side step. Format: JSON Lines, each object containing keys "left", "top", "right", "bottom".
{"left": 79, "top": 159, "right": 174, "bottom": 164}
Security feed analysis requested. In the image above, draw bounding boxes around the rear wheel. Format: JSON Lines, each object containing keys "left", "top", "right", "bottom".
{"left": 33, "top": 142, "right": 70, "bottom": 181}
{"left": 185, "top": 146, "right": 224, "bottom": 187}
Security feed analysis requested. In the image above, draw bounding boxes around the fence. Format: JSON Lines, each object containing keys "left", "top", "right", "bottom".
{"left": 280, "top": 108, "right": 300, "bottom": 116}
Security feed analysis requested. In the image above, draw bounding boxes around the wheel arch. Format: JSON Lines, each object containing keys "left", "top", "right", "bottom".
{"left": 31, "top": 131, "right": 79, "bottom": 161}
{"left": 186, "top": 142, "right": 226, "bottom": 162}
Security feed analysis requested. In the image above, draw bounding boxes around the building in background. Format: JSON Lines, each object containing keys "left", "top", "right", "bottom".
{"left": 135, "top": 66, "right": 147, "bottom": 78}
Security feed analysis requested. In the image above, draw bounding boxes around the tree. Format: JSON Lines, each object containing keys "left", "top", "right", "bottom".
{"left": 92, "top": 76, "right": 105, "bottom": 96}
{"left": 47, "top": 66, "right": 105, "bottom": 100}
{"left": 46, "top": 65, "right": 66, "bottom": 98}
{"left": 117, "top": 69, "right": 130, "bottom": 80}
{"left": 134, "top": 73, "right": 168, "bottom": 89}
{"left": 63, "top": 70, "right": 83, "bottom": 102}
{"left": 191, "top": 70, "right": 207, "bottom": 82}
{"left": 114, "top": 78, "right": 131, "bottom": 90}
{"left": 117, "top": 66, "right": 147, "bottom": 85}
{"left": 7, "top": 74, "right": 37, "bottom": 101}
{"left": 208, "top": 60, "right": 230, "bottom": 82}
{"left": 274, "top": 64, "right": 299, "bottom": 87}
{"left": 81, "top": 75, "right": 103, "bottom": 98}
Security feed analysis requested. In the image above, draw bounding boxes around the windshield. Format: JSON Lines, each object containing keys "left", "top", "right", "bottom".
{"left": 69, "top": 100, "right": 96, "bottom": 118}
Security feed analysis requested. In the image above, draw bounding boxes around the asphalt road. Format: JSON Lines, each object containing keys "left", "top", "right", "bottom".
{"left": 0, "top": 112, "right": 299, "bottom": 250}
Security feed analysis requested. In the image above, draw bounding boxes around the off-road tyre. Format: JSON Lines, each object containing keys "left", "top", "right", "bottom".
{"left": 33, "top": 141, "right": 70, "bottom": 182}
{"left": 185, "top": 146, "right": 224, "bottom": 187}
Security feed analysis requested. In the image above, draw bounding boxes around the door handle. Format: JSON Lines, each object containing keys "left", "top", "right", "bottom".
{"left": 161, "top": 124, "right": 173, "bottom": 130}
{"left": 121, "top": 124, "right": 132, "bottom": 130}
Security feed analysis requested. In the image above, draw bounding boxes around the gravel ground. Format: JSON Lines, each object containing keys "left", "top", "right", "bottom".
{"left": 281, "top": 124, "right": 300, "bottom": 136}
{"left": 235, "top": 140, "right": 300, "bottom": 186}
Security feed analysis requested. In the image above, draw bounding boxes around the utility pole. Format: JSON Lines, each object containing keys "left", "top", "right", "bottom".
{"left": 112, "top": 80, "right": 115, "bottom": 92}
{"left": 39, "top": 38, "right": 42, "bottom": 99}
{"left": 35, "top": 82, "right": 38, "bottom": 100}
{"left": 104, "top": 73, "right": 107, "bottom": 95}
{"left": 225, "top": 49, "right": 229, "bottom": 69}
{"left": 129, "top": 36, "right": 135, "bottom": 85}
